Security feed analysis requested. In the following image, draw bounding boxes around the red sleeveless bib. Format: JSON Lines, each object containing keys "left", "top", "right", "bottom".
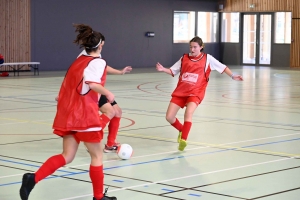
{"left": 171, "top": 53, "right": 211, "bottom": 101}
{"left": 53, "top": 55, "right": 104, "bottom": 131}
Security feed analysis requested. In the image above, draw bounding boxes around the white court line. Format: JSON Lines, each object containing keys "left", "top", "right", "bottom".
{"left": 0, "top": 122, "right": 27, "bottom": 126}
{"left": 68, "top": 132, "right": 300, "bottom": 168}
{"left": 1, "top": 133, "right": 299, "bottom": 179}
{"left": 0, "top": 173, "right": 24, "bottom": 179}
{"left": 59, "top": 157, "right": 295, "bottom": 200}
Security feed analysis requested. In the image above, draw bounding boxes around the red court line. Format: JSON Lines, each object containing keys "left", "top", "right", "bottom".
{"left": 137, "top": 81, "right": 169, "bottom": 96}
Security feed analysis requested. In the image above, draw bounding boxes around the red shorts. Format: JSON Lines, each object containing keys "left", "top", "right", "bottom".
{"left": 171, "top": 96, "right": 201, "bottom": 108}
{"left": 53, "top": 129, "right": 103, "bottom": 144}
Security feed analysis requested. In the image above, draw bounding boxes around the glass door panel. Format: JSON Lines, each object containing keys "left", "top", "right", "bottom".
{"left": 243, "top": 15, "right": 257, "bottom": 64}
{"left": 259, "top": 14, "right": 272, "bottom": 64}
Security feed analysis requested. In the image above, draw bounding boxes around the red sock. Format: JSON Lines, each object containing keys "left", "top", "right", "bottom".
{"left": 35, "top": 154, "right": 66, "bottom": 183}
{"left": 171, "top": 118, "right": 183, "bottom": 131}
{"left": 107, "top": 117, "right": 120, "bottom": 146}
{"left": 181, "top": 121, "right": 192, "bottom": 140}
{"left": 99, "top": 114, "right": 111, "bottom": 129}
{"left": 90, "top": 165, "right": 104, "bottom": 199}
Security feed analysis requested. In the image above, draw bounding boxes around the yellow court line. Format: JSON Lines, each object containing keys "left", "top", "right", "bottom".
{"left": 1, "top": 117, "right": 299, "bottom": 158}
{"left": 0, "top": 117, "right": 52, "bottom": 126}
{"left": 117, "top": 131, "right": 300, "bottom": 158}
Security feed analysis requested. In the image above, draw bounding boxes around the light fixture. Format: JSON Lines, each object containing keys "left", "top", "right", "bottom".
{"left": 249, "top": 4, "right": 255, "bottom": 9}
{"left": 218, "top": 0, "right": 225, "bottom": 11}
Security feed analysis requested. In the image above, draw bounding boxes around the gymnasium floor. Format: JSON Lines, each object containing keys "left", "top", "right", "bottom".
{"left": 0, "top": 66, "right": 299, "bottom": 200}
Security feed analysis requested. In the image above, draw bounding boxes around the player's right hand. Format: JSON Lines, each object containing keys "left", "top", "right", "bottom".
{"left": 156, "top": 62, "right": 165, "bottom": 72}
{"left": 106, "top": 92, "right": 115, "bottom": 103}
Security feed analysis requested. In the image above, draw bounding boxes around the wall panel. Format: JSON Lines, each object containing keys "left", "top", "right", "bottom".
{"left": 0, "top": 0, "right": 30, "bottom": 70}
{"left": 223, "top": 0, "right": 294, "bottom": 12}
{"left": 221, "top": 0, "right": 300, "bottom": 68}
{"left": 291, "top": 20, "right": 300, "bottom": 67}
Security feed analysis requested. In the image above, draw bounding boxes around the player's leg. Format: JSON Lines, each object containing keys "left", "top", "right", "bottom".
{"left": 178, "top": 100, "right": 198, "bottom": 151}
{"left": 85, "top": 96, "right": 115, "bottom": 153}
{"left": 166, "top": 98, "right": 184, "bottom": 142}
{"left": 104, "top": 103, "right": 121, "bottom": 152}
{"left": 166, "top": 102, "right": 181, "bottom": 124}
{"left": 20, "top": 134, "right": 78, "bottom": 200}
{"left": 84, "top": 132, "right": 116, "bottom": 200}
{"left": 98, "top": 95, "right": 115, "bottom": 128}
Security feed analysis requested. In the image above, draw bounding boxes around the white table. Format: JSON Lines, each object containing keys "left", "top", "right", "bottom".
{"left": 0, "top": 62, "right": 40, "bottom": 76}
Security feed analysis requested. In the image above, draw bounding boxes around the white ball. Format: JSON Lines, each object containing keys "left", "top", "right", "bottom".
{"left": 117, "top": 144, "right": 133, "bottom": 160}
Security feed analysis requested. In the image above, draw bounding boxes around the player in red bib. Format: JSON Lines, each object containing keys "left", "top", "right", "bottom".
{"left": 156, "top": 36, "right": 243, "bottom": 151}
{"left": 78, "top": 41, "right": 132, "bottom": 153}
{"left": 19, "top": 24, "right": 117, "bottom": 200}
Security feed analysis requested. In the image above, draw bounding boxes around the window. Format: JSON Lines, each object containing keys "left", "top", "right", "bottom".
{"left": 173, "top": 11, "right": 195, "bottom": 43}
{"left": 221, "top": 13, "right": 240, "bottom": 43}
{"left": 274, "top": 12, "right": 291, "bottom": 44}
{"left": 197, "top": 12, "right": 218, "bottom": 42}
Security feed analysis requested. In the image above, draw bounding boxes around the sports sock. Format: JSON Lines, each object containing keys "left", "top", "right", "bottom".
{"left": 90, "top": 165, "right": 104, "bottom": 199}
{"left": 99, "top": 114, "right": 111, "bottom": 129}
{"left": 107, "top": 117, "right": 120, "bottom": 146}
{"left": 35, "top": 154, "right": 66, "bottom": 183}
{"left": 171, "top": 118, "right": 183, "bottom": 131}
{"left": 181, "top": 121, "right": 192, "bottom": 140}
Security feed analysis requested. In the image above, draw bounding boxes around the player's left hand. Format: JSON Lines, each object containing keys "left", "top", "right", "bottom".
{"left": 232, "top": 74, "right": 243, "bottom": 81}
{"left": 122, "top": 66, "right": 132, "bottom": 74}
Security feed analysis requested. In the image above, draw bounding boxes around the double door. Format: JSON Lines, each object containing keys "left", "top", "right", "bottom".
{"left": 242, "top": 13, "right": 272, "bottom": 65}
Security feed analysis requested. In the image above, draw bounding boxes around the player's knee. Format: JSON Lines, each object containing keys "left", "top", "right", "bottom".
{"left": 61, "top": 153, "right": 75, "bottom": 164}
{"left": 105, "top": 108, "right": 116, "bottom": 119}
{"left": 165, "top": 114, "right": 174, "bottom": 124}
{"left": 114, "top": 107, "right": 122, "bottom": 117}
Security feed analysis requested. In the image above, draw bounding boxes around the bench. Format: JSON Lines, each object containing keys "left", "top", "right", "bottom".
{"left": 0, "top": 62, "right": 40, "bottom": 76}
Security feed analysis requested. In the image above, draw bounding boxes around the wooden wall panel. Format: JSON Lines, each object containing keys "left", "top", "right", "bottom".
{"left": 292, "top": 0, "right": 300, "bottom": 18}
{"left": 0, "top": 0, "right": 30, "bottom": 70}
{"left": 221, "top": 0, "right": 300, "bottom": 68}
{"left": 223, "top": 0, "right": 294, "bottom": 12}
{"left": 291, "top": 20, "right": 300, "bottom": 67}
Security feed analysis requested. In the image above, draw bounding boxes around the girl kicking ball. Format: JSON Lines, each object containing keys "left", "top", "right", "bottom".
{"left": 156, "top": 36, "right": 243, "bottom": 151}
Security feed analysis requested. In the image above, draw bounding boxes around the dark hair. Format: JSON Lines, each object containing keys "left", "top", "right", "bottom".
{"left": 73, "top": 24, "right": 104, "bottom": 53}
{"left": 190, "top": 36, "right": 205, "bottom": 52}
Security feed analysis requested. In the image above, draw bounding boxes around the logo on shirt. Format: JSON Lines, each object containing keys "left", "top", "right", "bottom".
{"left": 182, "top": 72, "right": 198, "bottom": 83}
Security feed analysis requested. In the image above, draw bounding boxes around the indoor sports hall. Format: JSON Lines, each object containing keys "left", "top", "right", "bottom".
{"left": 1, "top": 0, "right": 300, "bottom": 200}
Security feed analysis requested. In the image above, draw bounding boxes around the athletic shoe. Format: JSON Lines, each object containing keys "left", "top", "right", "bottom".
{"left": 177, "top": 131, "right": 182, "bottom": 143}
{"left": 103, "top": 142, "right": 120, "bottom": 153}
{"left": 103, "top": 144, "right": 119, "bottom": 153}
{"left": 93, "top": 196, "right": 117, "bottom": 200}
{"left": 93, "top": 187, "right": 117, "bottom": 200}
{"left": 19, "top": 173, "right": 36, "bottom": 200}
{"left": 178, "top": 139, "right": 187, "bottom": 151}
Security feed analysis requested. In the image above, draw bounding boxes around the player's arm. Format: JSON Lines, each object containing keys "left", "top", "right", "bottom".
{"left": 156, "top": 57, "right": 182, "bottom": 77}
{"left": 156, "top": 62, "right": 173, "bottom": 76}
{"left": 88, "top": 83, "right": 115, "bottom": 103}
{"left": 208, "top": 54, "right": 243, "bottom": 81}
{"left": 106, "top": 65, "right": 132, "bottom": 75}
{"left": 223, "top": 67, "right": 243, "bottom": 81}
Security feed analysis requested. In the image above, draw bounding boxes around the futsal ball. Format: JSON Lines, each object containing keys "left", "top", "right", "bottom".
{"left": 117, "top": 144, "right": 133, "bottom": 160}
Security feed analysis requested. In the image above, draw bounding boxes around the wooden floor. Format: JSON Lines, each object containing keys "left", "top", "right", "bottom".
{"left": 0, "top": 66, "right": 300, "bottom": 200}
